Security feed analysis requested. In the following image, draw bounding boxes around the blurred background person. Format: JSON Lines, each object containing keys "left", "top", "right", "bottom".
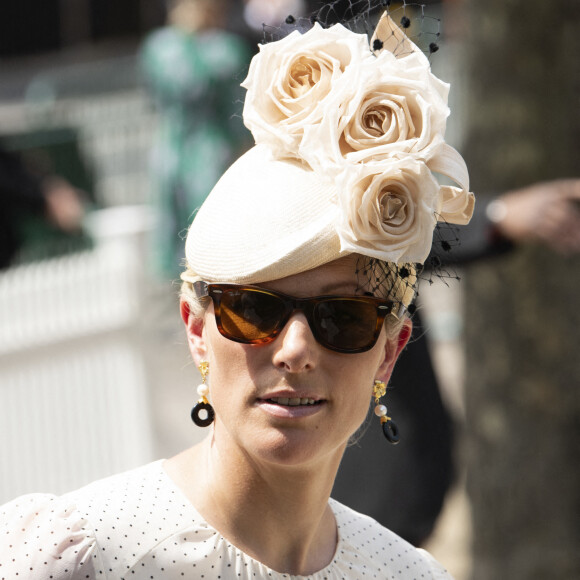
{"left": 0, "top": 143, "right": 87, "bottom": 268}
{"left": 140, "top": 0, "right": 253, "bottom": 279}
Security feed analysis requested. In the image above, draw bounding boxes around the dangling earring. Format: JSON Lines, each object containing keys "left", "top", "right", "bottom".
{"left": 191, "top": 361, "right": 215, "bottom": 427}
{"left": 373, "top": 379, "right": 400, "bottom": 444}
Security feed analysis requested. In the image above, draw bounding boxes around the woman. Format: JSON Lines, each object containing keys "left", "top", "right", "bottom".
{"left": 0, "top": 7, "right": 473, "bottom": 578}
{"left": 140, "top": 0, "right": 252, "bottom": 277}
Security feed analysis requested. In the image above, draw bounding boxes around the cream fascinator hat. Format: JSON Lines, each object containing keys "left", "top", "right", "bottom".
{"left": 184, "top": 10, "right": 474, "bottom": 286}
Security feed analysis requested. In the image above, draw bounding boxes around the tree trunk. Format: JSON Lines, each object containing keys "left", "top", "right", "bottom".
{"left": 461, "top": 0, "right": 580, "bottom": 578}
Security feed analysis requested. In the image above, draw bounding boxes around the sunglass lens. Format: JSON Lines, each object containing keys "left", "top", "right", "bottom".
{"left": 314, "top": 300, "right": 378, "bottom": 351}
{"left": 219, "top": 289, "right": 286, "bottom": 342}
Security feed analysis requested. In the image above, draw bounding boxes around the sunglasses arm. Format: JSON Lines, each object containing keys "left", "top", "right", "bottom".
{"left": 193, "top": 281, "right": 210, "bottom": 298}
{"left": 391, "top": 303, "right": 408, "bottom": 320}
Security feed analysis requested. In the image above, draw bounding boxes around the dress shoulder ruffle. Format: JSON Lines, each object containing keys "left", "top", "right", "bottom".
{"left": 0, "top": 492, "right": 100, "bottom": 578}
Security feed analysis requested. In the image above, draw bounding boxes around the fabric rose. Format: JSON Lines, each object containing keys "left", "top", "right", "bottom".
{"left": 335, "top": 158, "right": 439, "bottom": 264}
{"left": 242, "top": 23, "right": 375, "bottom": 161}
{"left": 301, "top": 48, "right": 450, "bottom": 173}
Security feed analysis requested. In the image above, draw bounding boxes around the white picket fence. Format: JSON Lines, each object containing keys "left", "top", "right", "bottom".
{"left": 0, "top": 243, "right": 134, "bottom": 354}
{"left": 0, "top": 335, "right": 152, "bottom": 502}
{"left": 0, "top": 205, "right": 158, "bottom": 503}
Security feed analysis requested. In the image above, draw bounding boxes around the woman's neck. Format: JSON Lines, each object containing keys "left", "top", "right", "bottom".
{"left": 164, "top": 434, "right": 343, "bottom": 575}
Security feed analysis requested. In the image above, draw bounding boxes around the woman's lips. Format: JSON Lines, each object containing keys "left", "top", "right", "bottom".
{"left": 257, "top": 396, "right": 325, "bottom": 418}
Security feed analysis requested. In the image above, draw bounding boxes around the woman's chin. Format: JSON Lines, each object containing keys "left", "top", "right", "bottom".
{"left": 242, "top": 424, "right": 346, "bottom": 470}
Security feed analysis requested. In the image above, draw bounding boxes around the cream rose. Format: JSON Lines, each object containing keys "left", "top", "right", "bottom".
{"left": 242, "top": 23, "right": 375, "bottom": 160}
{"left": 335, "top": 158, "right": 439, "bottom": 263}
{"left": 302, "top": 49, "right": 450, "bottom": 172}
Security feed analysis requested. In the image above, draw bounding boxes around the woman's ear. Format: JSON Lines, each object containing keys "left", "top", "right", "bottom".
{"left": 180, "top": 298, "right": 208, "bottom": 365}
{"left": 376, "top": 317, "right": 412, "bottom": 382}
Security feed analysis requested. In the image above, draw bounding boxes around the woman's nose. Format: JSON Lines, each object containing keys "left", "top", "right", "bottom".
{"left": 271, "top": 312, "right": 319, "bottom": 372}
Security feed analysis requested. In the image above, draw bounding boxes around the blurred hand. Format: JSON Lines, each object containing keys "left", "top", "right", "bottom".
{"left": 43, "top": 177, "right": 85, "bottom": 232}
{"left": 490, "top": 179, "right": 580, "bottom": 255}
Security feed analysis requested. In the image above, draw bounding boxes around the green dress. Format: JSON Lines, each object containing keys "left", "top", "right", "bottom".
{"left": 140, "top": 26, "right": 252, "bottom": 278}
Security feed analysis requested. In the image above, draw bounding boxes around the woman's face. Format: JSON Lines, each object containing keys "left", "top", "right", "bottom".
{"left": 184, "top": 255, "right": 410, "bottom": 470}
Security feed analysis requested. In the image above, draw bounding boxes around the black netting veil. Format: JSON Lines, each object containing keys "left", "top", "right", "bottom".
{"left": 262, "top": 1, "right": 442, "bottom": 58}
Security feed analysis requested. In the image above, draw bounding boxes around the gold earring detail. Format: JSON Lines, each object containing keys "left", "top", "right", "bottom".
{"left": 191, "top": 361, "right": 215, "bottom": 427}
{"left": 373, "top": 380, "right": 400, "bottom": 445}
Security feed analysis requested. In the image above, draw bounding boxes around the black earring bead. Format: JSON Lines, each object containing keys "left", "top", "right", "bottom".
{"left": 191, "top": 400, "right": 215, "bottom": 427}
{"left": 382, "top": 418, "right": 400, "bottom": 444}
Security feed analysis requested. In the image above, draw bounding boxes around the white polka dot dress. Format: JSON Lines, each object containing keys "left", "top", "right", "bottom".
{"left": 0, "top": 461, "right": 452, "bottom": 579}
